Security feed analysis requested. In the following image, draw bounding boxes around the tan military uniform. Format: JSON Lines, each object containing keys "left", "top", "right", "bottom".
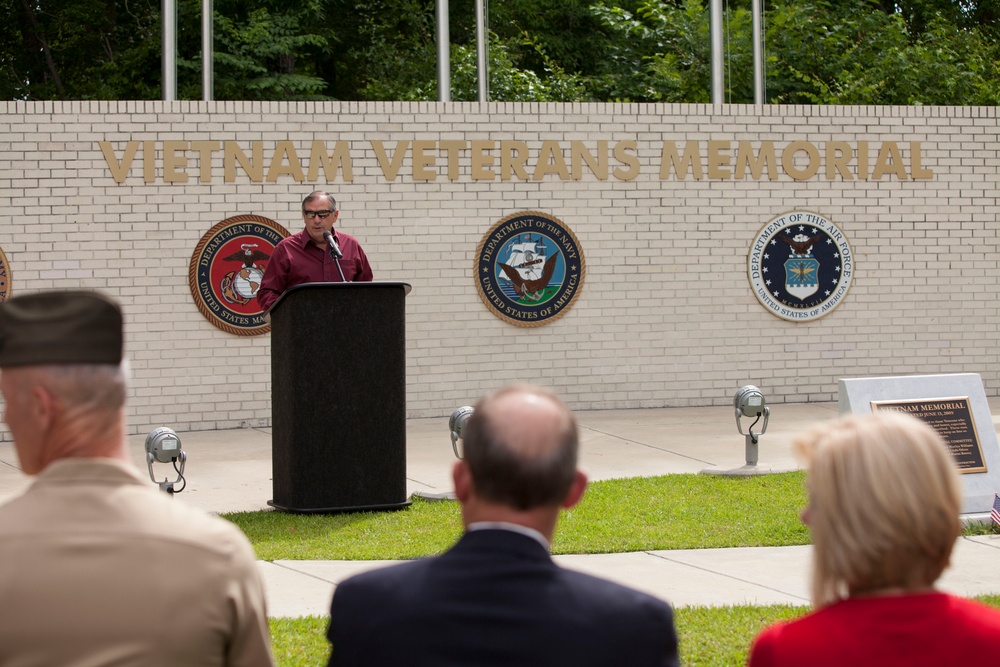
{"left": 0, "top": 458, "right": 274, "bottom": 667}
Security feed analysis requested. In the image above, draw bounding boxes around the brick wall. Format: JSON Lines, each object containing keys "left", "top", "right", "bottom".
{"left": 0, "top": 101, "right": 996, "bottom": 438}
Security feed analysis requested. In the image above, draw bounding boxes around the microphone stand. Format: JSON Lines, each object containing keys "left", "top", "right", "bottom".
{"left": 329, "top": 248, "right": 347, "bottom": 282}
{"left": 324, "top": 230, "right": 349, "bottom": 282}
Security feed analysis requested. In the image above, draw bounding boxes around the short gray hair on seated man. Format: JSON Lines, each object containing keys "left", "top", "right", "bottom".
{"left": 461, "top": 384, "right": 579, "bottom": 511}
{"left": 24, "top": 363, "right": 128, "bottom": 416}
{"left": 795, "top": 410, "right": 963, "bottom": 607}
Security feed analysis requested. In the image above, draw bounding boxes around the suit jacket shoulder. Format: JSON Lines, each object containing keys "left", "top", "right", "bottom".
{"left": 328, "top": 529, "right": 678, "bottom": 667}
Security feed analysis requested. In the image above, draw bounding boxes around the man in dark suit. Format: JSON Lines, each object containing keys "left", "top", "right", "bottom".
{"left": 326, "top": 384, "right": 679, "bottom": 667}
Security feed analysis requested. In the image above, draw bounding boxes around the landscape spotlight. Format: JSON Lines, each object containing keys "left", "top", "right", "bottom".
{"left": 734, "top": 385, "right": 769, "bottom": 466}
{"left": 145, "top": 426, "right": 187, "bottom": 494}
{"left": 449, "top": 406, "right": 474, "bottom": 459}
{"left": 411, "top": 406, "right": 473, "bottom": 502}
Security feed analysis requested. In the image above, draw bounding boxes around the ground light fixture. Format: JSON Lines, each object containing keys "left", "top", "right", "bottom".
{"left": 145, "top": 426, "right": 187, "bottom": 494}
{"left": 701, "top": 385, "right": 789, "bottom": 477}
{"left": 410, "top": 405, "right": 474, "bottom": 502}
{"left": 449, "top": 405, "right": 474, "bottom": 459}
{"left": 734, "top": 384, "right": 770, "bottom": 466}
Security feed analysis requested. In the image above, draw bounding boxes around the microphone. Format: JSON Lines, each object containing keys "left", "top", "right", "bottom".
{"left": 323, "top": 230, "right": 343, "bottom": 259}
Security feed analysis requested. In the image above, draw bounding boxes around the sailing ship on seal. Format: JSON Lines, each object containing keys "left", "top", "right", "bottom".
{"left": 497, "top": 235, "right": 558, "bottom": 302}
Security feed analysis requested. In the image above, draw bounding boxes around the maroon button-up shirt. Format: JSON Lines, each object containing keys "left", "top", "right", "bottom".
{"left": 256, "top": 229, "right": 373, "bottom": 311}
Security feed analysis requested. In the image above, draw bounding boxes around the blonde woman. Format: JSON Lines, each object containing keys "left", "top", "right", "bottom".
{"left": 748, "top": 411, "right": 1000, "bottom": 667}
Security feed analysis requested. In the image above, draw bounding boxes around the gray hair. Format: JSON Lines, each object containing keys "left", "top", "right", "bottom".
{"left": 31, "top": 362, "right": 128, "bottom": 414}
{"left": 302, "top": 191, "right": 338, "bottom": 212}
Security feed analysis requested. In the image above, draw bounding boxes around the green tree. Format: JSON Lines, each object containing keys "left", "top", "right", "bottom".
{"left": 588, "top": 0, "right": 1000, "bottom": 104}
{"left": 315, "top": 0, "right": 438, "bottom": 100}
{"left": 765, "top": 0, "right": 1000, "bottom": 104}
{"left": 186, "top": 4, "right": 330, "bottom": 100}
{"left": 3, "top": 0, "right": 1000, "bottom": 104}
{"left": 823, "top": 16, "right": 1000, "bottom": 104}
{"left": 451, "top": 33, "right": 587, "bottom": 101}
{"left": 487, "top": 0, "right": 632, "bottom": 79}
{"left": 589, "top": 0, "right": 753, "bottom": 102}
{"left": 0, "top": 0, "right": 161, "bottom": 99}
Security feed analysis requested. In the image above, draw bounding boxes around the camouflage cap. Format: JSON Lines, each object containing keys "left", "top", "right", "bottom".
{"left": 0, "top": 290, "right": 123, "bottom": 367}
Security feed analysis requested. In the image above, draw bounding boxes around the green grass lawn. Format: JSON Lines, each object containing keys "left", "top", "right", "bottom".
{"left": 224, "top": 471, "right": 1000, "bottom": 667}
{"left": 270, "top": 596, "right": 1000, "bottom": 667}
{"left": 225, "top": 471, "right": 812, "bottom": 560}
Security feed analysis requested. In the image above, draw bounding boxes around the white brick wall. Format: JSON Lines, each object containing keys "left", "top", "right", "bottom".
{"left": 0, "top": 101, "right": 997, "bottom": 439}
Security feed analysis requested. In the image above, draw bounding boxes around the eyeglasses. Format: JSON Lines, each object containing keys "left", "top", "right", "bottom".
{"left": 303, "top": 210, "right": 333, "bottom": 219}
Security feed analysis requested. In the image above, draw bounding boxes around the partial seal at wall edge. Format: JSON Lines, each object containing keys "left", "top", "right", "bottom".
{"left": 0, "top": 245, "right": 10, "bottom": 304}
{"left": 747, "top": 210, "right": 854, "bottom": 322}
{"left": 475, "top": 211, "right": 586, "bottom": 327}
{"left": 189, "top": 215, "right": 291, "bottom": 336}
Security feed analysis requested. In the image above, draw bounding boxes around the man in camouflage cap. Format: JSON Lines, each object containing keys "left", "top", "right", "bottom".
{"left": 0, "top": 290, "right": 275, "bottom": 667}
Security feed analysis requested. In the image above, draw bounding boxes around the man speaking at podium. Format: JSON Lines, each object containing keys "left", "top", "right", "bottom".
{"left": 257, "top": 191, "right": 374, "bottom": 312}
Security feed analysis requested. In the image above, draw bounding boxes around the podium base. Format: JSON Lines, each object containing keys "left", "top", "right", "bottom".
{"left": 267, "top": 499, "right": 412, "bottom": 514}
{"left": 411, "top": 490, "right": 456, "bottom": 502}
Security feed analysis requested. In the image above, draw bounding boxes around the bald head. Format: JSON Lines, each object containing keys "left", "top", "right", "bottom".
{"left": 461, "top": 385, "right": 579, "bottom": 511}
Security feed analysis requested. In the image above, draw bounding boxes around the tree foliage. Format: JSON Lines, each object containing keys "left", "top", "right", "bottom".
{"left": 0, "top": 0, "right": 161, "bottom": 99}
{"left": 196, "top": 3, "right": 330, "bottom": 100}
{"left": 2, "top": 0, "right": 1000, "bottom": 104}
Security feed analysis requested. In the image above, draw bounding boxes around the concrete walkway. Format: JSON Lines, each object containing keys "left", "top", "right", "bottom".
{"left": 2, "top": 401, "right": 999, "bottom": 617}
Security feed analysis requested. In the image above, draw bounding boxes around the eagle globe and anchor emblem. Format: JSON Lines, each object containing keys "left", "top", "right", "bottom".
{"left": 189, "top": 215, "right": 291, "bottom": 336}
{"left": 747, "top": 211, "right": 854, "bottom": 322}
{"left": 220, "top": 243, "right": 271, "bottom": 305}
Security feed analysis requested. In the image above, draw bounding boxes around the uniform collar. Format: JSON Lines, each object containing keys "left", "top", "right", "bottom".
{"left": 33, "top": 457, "right": 146, "bottom": 486}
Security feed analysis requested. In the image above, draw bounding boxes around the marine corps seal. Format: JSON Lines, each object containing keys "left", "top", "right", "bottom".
{"left": 189, "top": 215, "right": 290, "bottom": 336}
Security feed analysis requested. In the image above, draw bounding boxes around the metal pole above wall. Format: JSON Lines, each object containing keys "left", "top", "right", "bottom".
{"left": 162, "top": 0, "right": 176, "bottom": 101}
{"left": 710, "top": 0, "right": 723, "bottom": 103}
{"left": 752, "top": 0, "right": 763, "bottom": 104}
{"left": 202, "top": 0, "right": 213, "bottom": 101}
{"left": 475, "top": 0, "right": 488, "bottom": 102}
{"left": 437, "top": 0, "right": 451, "bottom": 101}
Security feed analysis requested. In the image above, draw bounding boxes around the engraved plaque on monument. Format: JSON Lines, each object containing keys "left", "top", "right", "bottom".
{"left": 871, "top": 397, "right": 987, "bottom": 474}
{"left": 839, "top": 373, "right": 1000, "bottom": 517}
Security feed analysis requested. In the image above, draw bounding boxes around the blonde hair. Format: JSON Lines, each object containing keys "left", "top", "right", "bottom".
{"left": 796, "top": 411, "right": 962, "bottom": 607}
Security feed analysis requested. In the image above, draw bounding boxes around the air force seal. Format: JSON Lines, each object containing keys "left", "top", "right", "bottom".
{"left": 748, "top": 211, "right": 853, "bottom": 322}
{"left": 476, "top": 211, "right": 586, "bottom": 327}
{"left": 189, "top": 215, "right": 290, "bottom": 335}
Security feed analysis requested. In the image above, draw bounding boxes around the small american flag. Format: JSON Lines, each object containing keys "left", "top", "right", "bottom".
{"left": 992, "top": 494, "right": 1000, "bottom": 527}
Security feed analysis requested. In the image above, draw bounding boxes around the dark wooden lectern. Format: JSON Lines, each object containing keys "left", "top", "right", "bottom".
{"left": 266, "top": 282, "right": 411, "bottom": 513}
